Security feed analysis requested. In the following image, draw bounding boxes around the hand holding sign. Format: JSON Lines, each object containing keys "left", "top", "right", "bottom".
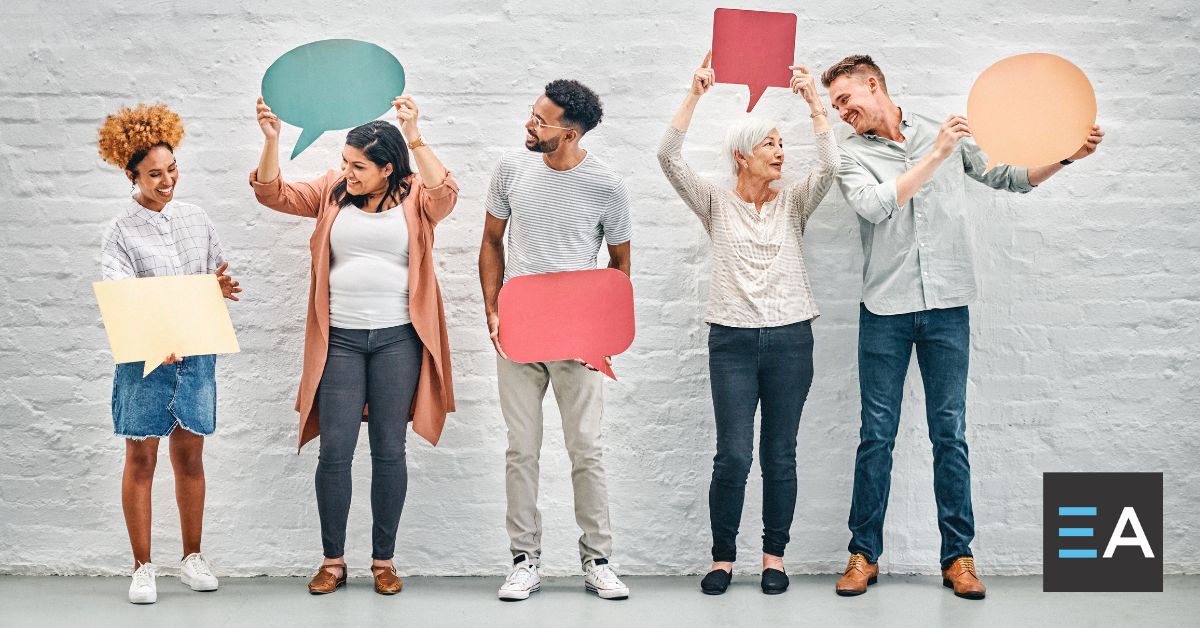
{"left": 967, "top": 53, "right": 1097, "bottom": 169}
{"left": 261, "top": 39, "right": 406, "bottom": 159}
{"left": 497, "top": 269, "right": 635, "bottom": 381}
{"left": 711, "top": 8, "right": 797, "bottom": 112}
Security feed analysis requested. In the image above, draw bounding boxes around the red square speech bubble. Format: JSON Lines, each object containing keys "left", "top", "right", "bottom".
{"left": 498, "top": 269, "right": 635, "bottom": 380}
{"left": 711, "top": 8, "right": 797, "bottom": 112}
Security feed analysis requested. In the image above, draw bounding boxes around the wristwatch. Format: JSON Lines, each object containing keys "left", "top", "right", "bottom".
{"left": 1059, "top": 158, "right": 1073, "bottom": 165}
{"left": 407, "top": 136, "right": 427, "bottom": 150}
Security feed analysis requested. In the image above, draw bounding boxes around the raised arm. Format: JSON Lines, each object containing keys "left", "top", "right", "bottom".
{"left": 787, "top": 64, "right": 838, "bottom": 230}
{"left": 249, "top": 97, "right": 325, "bottom": 218}
{"left": 658, "top": 51, "right": 721, "bottom": 232}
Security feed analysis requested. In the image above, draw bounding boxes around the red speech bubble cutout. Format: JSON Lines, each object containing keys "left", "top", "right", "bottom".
{"left": 497, "top": 269, "right": 635, "bottom": 381}
{"left": 711, "top": 8, "right": 797, "bottom": 112}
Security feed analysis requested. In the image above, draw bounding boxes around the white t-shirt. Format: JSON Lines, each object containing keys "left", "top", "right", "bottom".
{"left": 328, "top": 205, "right": 410, "bottom": 329}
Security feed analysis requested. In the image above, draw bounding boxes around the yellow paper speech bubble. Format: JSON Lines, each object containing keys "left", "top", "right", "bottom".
{"left": 967, "top": 53, "right": 1096, "bottom": 170}
{"left": 93, "top": 274, "right": 240, "bottom": 377}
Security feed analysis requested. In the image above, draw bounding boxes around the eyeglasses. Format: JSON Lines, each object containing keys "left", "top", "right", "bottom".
{"left": 528, "top": 106, "right": 573, "bottom": 131}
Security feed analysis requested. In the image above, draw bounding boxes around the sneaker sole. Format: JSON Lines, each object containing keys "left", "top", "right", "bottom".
{"left": 181, "top": 575, "right": 218, "bottom": 592}
{"left": 835, "top": 575, "right": 877, "bottom": 597}
{"left": 498, "top": 583, "right": 540, "bottom": 601}
{"left": 943, "top": 578, "right": 985, "bottom": 600}
{"left": 585, "top": 583, "right": 629, "bottom": 600}
{"left": 128, "top": 592, "right": 156, "bottom": 604}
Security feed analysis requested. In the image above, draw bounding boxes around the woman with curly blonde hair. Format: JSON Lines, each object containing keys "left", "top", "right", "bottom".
{"left": 97, "top": 102, "right": 242, "bottom": 604}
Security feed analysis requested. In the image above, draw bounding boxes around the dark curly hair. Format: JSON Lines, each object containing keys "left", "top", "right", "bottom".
{"left": 544, "top": 79, "right": 604, "bottom": 134}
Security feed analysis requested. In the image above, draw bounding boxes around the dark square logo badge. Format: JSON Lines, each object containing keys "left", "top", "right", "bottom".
{"left": 1043, "top": 472, "right": 1162, "bottom": 592}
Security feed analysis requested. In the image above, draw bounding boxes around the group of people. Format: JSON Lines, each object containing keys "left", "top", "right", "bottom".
{"left": 96, "top": 53, "right": 1104, "bottom": 605}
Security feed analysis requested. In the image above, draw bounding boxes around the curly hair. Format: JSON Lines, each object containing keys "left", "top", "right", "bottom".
{"left": 97, "top": 102, "right": 185, "bottom": 173}
{"left": 820, "top": 55, "right": 888, "bottom": 92}
{"left": 544, "top": 79, "right": 604, "bottom": 134}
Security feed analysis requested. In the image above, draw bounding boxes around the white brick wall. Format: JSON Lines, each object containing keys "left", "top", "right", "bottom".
{"left": 1, "top": 0, "right": 1196, "bottom": 577}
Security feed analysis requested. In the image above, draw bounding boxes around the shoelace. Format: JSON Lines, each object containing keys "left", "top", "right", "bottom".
{"left": 132, "top": 564, "right": 156, "bottom": 587}
{"left": 184, "top": 553, "right": 214, "bottom": 577}
{"left": 505, "top": 564, "right": 535, "bottom": 587}
{"left": 958, "top": 557, "right": 976, "bottom": 576}
{"left": 846, "top": 554, "right": 866, "bottom": 573}
{"left": 590, "top": 564, "right": 622, "bottom": 587}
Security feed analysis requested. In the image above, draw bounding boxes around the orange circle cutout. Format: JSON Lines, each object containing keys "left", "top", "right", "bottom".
{"left": 967, "top": 53, "right": 1096, "bottom": 169}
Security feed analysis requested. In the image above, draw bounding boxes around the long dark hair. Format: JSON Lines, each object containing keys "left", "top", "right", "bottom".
{"left": 329, "top": 121, "right": 413, "bottom": 210}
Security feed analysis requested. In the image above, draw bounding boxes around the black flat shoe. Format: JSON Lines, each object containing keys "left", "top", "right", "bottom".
{"left": 700, "top": 569, "right": 733, "bottom": 595}
{"left": 761, "top": 568, "right": 789, "bottom": 594}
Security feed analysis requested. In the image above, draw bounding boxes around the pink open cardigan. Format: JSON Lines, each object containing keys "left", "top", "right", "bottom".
{"left": 250, "top": 168, "right": 458, "bottom": 450}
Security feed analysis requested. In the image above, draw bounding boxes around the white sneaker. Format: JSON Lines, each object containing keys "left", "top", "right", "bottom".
{"left": 128, "top": 562, "right": 157, "bottom": 604}
{"left": 180, "top": 552, "right": 219, "bottom": 591}
{"left": 498, "top": 555, "right": 541, "bottom": 601}
{"left": 584, "top": 559, "right": 629, "bottom": 600}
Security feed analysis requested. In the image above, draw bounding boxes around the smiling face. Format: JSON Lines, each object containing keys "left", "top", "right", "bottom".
{"left": 126, "top": 145, "right": 178, "bottom": 207}
{"left": 341, "top": 144, "right": 392, "bottom": 196}
{"left": 735, "top": 129, "right": 785, "bottom": 182}
{"left": 828, "top": 74, "right": 888, "bottom": 135}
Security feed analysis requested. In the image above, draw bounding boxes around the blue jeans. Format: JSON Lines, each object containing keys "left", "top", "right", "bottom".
{"left": 708, "top": 321, "right": 814, "bottom": 562}
{"left": 847, "top": 304, "right": 974, "bottom": 570}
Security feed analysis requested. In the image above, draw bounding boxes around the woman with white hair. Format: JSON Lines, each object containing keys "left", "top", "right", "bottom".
{"left": 657, "top": 51, "right": 837, "bottom": 596}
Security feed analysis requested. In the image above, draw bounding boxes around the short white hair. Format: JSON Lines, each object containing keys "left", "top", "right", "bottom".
{"left": 723, "top": 117, "right": 778, "bottom": 175}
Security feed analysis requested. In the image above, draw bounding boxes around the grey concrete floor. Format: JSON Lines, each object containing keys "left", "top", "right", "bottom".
{"left": 1, "top": 575, "right": 1195, "bottom": 627}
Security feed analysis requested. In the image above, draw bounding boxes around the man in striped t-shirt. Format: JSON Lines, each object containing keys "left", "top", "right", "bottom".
{"left": 479, "top": 79, "right": 632, "bottom": 602}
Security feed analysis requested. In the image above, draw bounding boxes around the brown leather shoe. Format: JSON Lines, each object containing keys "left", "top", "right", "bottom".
{"left": 942, "top": 556, "right": 986, "bottom": 600}
{"left": 835, "top": 553, "right": 879, "bottom": 596}
{"left": 308, "top": 563, "right": 347, "bottom": 594}
{"left": 372, "top": 564, "right": 404, "bottom": 595}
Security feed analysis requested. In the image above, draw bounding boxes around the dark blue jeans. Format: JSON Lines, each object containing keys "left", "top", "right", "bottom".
{"left": 708, "top": 321, "right": 814, "bottom": 562}
{"left": 316, "top": 324, "right": 423, "bottom": 561}
{"left": 847, "top": 304, "right": 974, "bottom": 570}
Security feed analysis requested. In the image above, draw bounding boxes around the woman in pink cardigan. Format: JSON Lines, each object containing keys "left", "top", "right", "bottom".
{"left": 250, "top": 96, "right": 457, "bottom": 596}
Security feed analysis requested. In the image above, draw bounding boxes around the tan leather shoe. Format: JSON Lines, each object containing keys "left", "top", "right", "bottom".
{"left": 835, "top": 553, "right": 879, "bottom": 596}
{"left": 308, "top": 563, "right": 347, "bottom": 594}
{"left": 372, "top": 564, "right": 404, "bottom": 595}
{"left": 942, "top": 556, "right": 986, "bottom": 600}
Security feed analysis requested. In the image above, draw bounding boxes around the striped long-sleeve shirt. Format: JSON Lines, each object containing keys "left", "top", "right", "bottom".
{"left": 658, "top": 126, "right": 838, "bottom": 327}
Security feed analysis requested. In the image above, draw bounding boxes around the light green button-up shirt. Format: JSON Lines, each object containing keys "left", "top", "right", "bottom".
{"left": 837, "top": 108, "right": 1033, "bottom": 315}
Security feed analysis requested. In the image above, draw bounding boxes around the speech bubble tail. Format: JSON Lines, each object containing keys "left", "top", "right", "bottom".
{"left": 290, "top": 127, "right": 324, "bottom": 160}
{"left": 143, "top": 357, "right": 169, "bottom": 378}
{"left": 745, "top": 85, "right": 768, "bottom": 112}
{"left": 587, "top": 357, "right": 617, "bottom": 381}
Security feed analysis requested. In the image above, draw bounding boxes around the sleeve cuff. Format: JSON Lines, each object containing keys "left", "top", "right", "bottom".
{"left": 1013, "top": 167, "right": 1034, "bottom": 192}
{"left": 248, "top": 169, "right": 283, "bottom": 198}
{"left": 874, "top": 178, "right": 900, "bottom": 217}
{"left": 420, "top": 171, "right": 458, "bottom": 200}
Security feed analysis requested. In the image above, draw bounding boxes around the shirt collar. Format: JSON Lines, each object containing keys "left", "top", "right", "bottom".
{"left": 129, "top": 197, "right": 173, "bottom": 222}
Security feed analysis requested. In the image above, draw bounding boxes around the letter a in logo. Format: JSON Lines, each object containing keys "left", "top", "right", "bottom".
{"left": 1103, "top": 507, "right": 1154, "bottom": 559}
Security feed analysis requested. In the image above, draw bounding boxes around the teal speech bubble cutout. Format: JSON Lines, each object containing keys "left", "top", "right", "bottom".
{"left": 261, "top": 39, "right": 405, "bottom": 159}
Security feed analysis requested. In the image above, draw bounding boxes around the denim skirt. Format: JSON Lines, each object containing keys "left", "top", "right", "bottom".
{"left": 112, "top": 354, "right": 217, "bottom": 439}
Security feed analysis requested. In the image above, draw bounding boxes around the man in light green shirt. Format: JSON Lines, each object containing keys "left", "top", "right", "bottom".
{"left": 821, "top": 54, "right": 1104, "bottom": 600}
